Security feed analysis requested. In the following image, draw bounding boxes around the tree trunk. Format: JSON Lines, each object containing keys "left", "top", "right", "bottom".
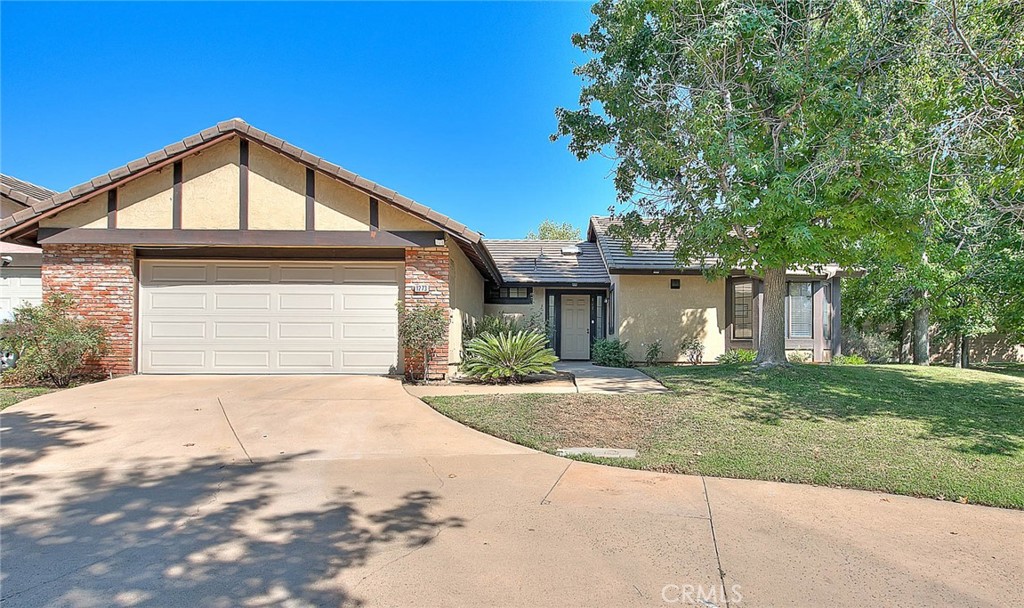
{"left": 961, "top": 335, "right": 970, "bottom": 369}
{"left": 899, "top": 317, "right": 912, "bottom": 364}
{"left": 953, "top": 333, "right": 963, "bottom": 368}
{"left": 755, "top": 267, "right": 789, "bottom": 368}
{"left": 912, "top": 298, "right": 930, "bottom": 365}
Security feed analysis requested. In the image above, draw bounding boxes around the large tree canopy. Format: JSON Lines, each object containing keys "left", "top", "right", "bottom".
{"left": 526, "top": 219, "right": 582, "bottom": 240}
{"left": 554, "top": 0, "right": 917, "bottom": 366}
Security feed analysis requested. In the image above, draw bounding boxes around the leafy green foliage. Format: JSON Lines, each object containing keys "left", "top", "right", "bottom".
{"left": 0, "top": 293, "right": 105, "bottom": 388}
{"left": 717, "top": 349, "right": 757, "bottom": 365}
{"left": 842, "top": 327, "right": 897, "bottom": 363}
{"left": 592, "top": 338, "right": 630, "bottom": 367}
{"left": 461, "top": 331, "right": 558, "bottom": 383}
{"left": 553, "top": 0, "right": 919, "bottom": 365}
{"left": 643, "top": 340, "right": 663, "bottom": 367}
{"left": 525, "top": 219, "right": 581, "bottom": 241}
{"left": 397, "top": 303, "right": 449, "bottom": 382}
{"left": 466, "top": 314, "right": 545, "bottom": 342}
{"left": 680, "top": 337, "right": 704, "bottom": 365}
{"left": 832, "top": 354, "right": 867, "bottom": 366}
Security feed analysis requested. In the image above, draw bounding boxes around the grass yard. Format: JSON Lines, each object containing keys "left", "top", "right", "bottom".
{"left": 425, "top": 364, "right": 1024, "bottom": 509}
{"left": 0, "top": 386, "right": 59, "bottom": 411}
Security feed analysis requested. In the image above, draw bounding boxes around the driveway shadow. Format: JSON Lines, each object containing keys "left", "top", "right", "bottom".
{"left": 1, "top": 408, "right": 464, "bottom": 606}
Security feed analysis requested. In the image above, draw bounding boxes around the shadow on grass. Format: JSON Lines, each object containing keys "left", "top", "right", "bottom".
{"left": 651, "top": 364, "right": 1024, "bottom": 456}
{"left": 0, "top": 409, "right": 464, "bottom": 607}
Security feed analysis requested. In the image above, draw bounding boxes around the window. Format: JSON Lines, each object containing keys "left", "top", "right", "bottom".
{"left": 547, "top": 292, "right": 556, "bottom": 345}
{"left": 787, "top": 282, "right": 814, "bottom": 339}
{"left": 485, "top": 284, "right": 532, "bottom": 304}
{"left": 732, "top": 281, "right": 753, "bottom": 339}
{"left": 670, "top": 279, "right": 680, "bottom": 290}
{"left": 607, "top": 287, "right": 615, "bottom": 335}
{"left": 822, "top": 282, "right": 832, "bottom": 341}
{"left": 595, "top": 294, "right": 606, "bottom": 339}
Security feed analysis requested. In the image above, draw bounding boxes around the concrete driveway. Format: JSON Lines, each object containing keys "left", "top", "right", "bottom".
{"left": 1, "top": 376, "right": 1020, "bottom": 607}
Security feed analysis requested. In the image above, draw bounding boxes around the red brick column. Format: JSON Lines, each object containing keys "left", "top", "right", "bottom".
{"left": 403, "top": 247, "right": 450, "bottom": 379}
{"left": 41, "top": 244, "right": 136, "bottom": 377}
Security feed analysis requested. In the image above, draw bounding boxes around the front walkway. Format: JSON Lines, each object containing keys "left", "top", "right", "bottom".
{"left": 556, "top": 361, "right": 670, "bottom": 394}
{"left": 2, "top": 376, "right": 1020, "bottom": 607}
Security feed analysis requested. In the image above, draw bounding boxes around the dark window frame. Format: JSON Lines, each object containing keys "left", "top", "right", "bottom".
{"left": 485, "top": 284, "right": 533, "bottom": 304}
{"left": 731, "top": 280, "right": 754, "bottom": 340}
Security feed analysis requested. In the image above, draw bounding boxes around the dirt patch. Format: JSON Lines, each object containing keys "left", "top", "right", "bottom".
{"left": 529, "top": 394, "right": 677, "bottom": 451}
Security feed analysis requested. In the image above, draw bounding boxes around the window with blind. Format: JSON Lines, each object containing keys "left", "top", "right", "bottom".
{"left": 732, "top": 281, "right": 753, "bottom": 339}
{"left": 822, "top": 282, "right": 832, "bottom": 341}
{"left": 787, "top": 282, "right": 814, "bottom": 339}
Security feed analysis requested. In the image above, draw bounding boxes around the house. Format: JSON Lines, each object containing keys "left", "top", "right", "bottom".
{"left": 1, "top": 174, "right": 52, "bottom": 319}
{"left": 0, "top": 119, "right": 846, "bottom": 378}
{"left": 482, "top": 218, "right": 845, "bottom": 364}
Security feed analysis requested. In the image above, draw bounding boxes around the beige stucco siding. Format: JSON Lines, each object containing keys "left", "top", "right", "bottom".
{"left": 378, "top": 202, "right": 438, "bottom": 231}
{"left": 181, "top": 138, "right": 239, "bottom": 229}
{"left": 116, "top": 167, "right": 174, "bottom": 229}
{"left": 447, "top": 237, "right": 484, "bottom": 365}
{"left": 248, "top": 143, "right": 305, "bottom": 230}
{"left": 483, "top": 288, "right": 547, "bottom": 327}
{"left": 39, "top": 193, "right": 108, "bottom": 229}
{"left": 315, "top": 175, "right": 370, "bottom": 230}
{"left": 614, "top": 275, "right": 726, "bottom": 363}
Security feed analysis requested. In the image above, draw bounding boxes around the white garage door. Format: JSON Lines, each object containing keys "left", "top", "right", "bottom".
{"left": 0, "top": 267, "right": 42, "bottom": 320}
{"left": 139, "top": 260, "right": 401, "bottom": 374}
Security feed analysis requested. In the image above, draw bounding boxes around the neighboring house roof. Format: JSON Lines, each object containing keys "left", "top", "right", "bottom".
{"left": 485, "top": 239, "right": 610, "bottom": 285}
{"left": 1, "top": 174, "right": 57, "bottom": 203}
{"left": 588, "top": 216, "right": 720, "bottom": 273}
{"left": 0, "top": 119, "right": 500, "bottom": 281}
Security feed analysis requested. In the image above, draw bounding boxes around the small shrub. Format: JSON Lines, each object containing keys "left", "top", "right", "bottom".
{"left": 680, "top": 337, "right": 705, "bottom": 365}
{"left": 0, "top": 293, "right": 105, "bottom": 388}
{"left": 643, "top": 340, "right": 663, "bottom": 366}
{"left": 843, "top": 327, "right": 897, "bottom": 363}
{"left": 462, "top": 330, "right": 558, "bottom": 383}
{"left": 466, "top": 313, "right": 545, "bottom": 341}
{"left": 831, "top": 353, "right": 867, "bottom": 365}
{"left": 397, "top": 303, "right": 449, "bottom": 383}
{"left": 592, "top": 338, "right": 630, "bottom": 367}
{"left": 787, "top": 350, "right": 811, "bottom": 363}
{"left": 717, "top": 349, "right": 756, "bottom": 365}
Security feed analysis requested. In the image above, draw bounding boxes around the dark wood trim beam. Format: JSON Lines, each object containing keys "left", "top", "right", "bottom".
{"left": 136, "top": 246, "right": 406, "bottom": 261}
{"left": 305, "top": 167, "right": 315, "bottom": 232}
{"left": 38, "top": 228, "right": 446, "bottom": 248}
{"left": 369, "top": 197, "right": 379, "bottom": 231}
{"left": 239, "top": 139, "right": 249, "bottom": 230}
{"left": 107, "top": 189, "right": 117, "bottom": 229}
{"left": 172, "top": 161, "right": 183, "bottom": 229}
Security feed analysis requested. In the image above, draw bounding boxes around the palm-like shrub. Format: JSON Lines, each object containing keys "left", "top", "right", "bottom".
{"left": 462, "top": 331, "right": 558, "bottom": 383}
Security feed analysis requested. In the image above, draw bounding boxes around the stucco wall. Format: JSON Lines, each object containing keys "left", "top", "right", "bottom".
{"left": 447, "top": 237, "right": 484, "bottom": 366}
{"left": 117, "top": 167, "right": 174, "bottom": 229}
{"left": 615, "top": 274, "right": 726, "bottom": 362}
{"left": 248, "top": 143, "right": 305, "bottom": 230}
{"left": 483, "top": 288, "right": 547, "bottom": 327}
{"left": 40, "top": 193, "right": 108, "bottom": 229}
{"left": 182, "top": 138, "right": 239, "bottom": 229}
{"left": 315, "top": 174, "right": 370, "bottom": 230}
{"left": 379, "top": 202, "right": 437, "bottom": 231}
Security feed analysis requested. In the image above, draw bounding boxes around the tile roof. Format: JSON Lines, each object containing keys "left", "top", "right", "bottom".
{"left": 484, "top": 239, "right": 610, "bottom": 285}
{"left": 0, "top": 119, "right": 483, "bottom": 245}
{"left": 588, "top": 216, "right": 720, "bottom": 272}
{"left": 1, "top": 174, "right": 57, "bottom": 204}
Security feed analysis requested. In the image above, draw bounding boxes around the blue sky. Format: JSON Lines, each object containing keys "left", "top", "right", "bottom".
{"left": 0, "top": 1, "right": 615, "bottom": 239}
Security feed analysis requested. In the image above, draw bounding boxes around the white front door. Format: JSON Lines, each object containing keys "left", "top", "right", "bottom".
{"left": 560, "top": 295, "right": 591, "bottom": 360}
{"left": 138, "top": 260, "right": 401, "bottom": 374}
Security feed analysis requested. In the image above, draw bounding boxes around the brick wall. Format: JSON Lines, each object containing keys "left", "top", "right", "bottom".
{"left": 403, "top": 247, "right": 450, "bottom": 379}
{"left": 41, "top": 244, "right": 135, "bottom": 376}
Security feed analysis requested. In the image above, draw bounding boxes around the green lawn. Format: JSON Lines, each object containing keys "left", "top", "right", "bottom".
{"left": 0, "top": 386, "right": 59, "bottom": 411}
{"left": 425, "top": 364, "right": 1024, "bottom": 509}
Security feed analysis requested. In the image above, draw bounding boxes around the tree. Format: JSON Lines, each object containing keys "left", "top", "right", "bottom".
{"left": 554, "top": 0, "right": 915, "bottom": 367}
{"left": 526, "top": 219, "right": 581, "bottom": 240}
{"left": 396, "top": 303, "right": 449, "bottom": 383}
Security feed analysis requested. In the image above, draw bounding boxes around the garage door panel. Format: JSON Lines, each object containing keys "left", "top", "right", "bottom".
{"left": 150, "top": 292, "right": 208, "bottom": 310}
{"left": 140, "top": 261, "right": 401, "bottom": 374}
{"left": 214, "top": 322, "right": 272, "bottom": 339}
